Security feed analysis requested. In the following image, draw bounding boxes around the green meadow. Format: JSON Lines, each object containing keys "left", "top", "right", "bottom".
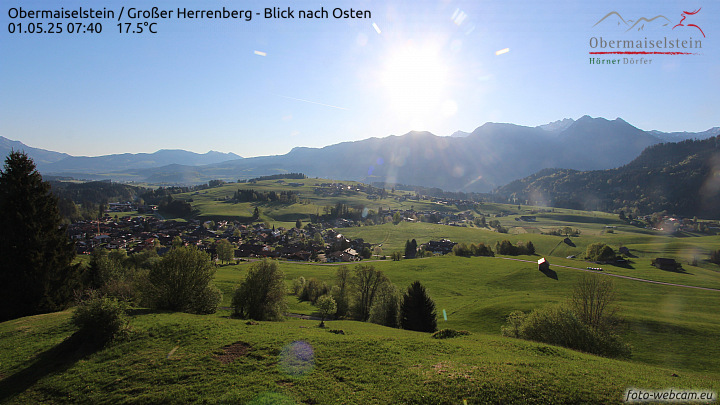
{"left": 212, "top": 255, "right": 720, "bottom": 375}
{"left": 2, "top": 179, "right": 719, "bottom": 403}
{"left": 2, "top": 254, "right": 719, "bottom": 403}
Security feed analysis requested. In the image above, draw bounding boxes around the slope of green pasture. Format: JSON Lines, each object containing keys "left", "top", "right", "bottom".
{"left": 174, "top": 179, "right": 454, "bottom": 223}
{"left": 216, "top": 255, "right": 720, "bottom": 376}
{"left": 1, "top": 310, "right": 718, "bottom": 404}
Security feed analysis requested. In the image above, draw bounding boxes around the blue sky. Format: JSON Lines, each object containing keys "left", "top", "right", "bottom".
{"left": 1, "top": 0, "right": 718, "bottom": 157}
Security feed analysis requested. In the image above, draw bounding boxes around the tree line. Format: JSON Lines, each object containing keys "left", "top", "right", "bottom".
{"left": 231, "top": 188, "right": 299, "bottom": 204}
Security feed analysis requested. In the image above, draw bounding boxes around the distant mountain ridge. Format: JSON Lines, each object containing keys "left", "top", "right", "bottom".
{"left": 537, "top": 118, "right": 575, "bottom": 133}
{"left": 96, "top": 116, "right": 675, "bottom": 190}
{"left": 0, "top": 136, "right": 70, "bottom": 165}
{"left": 2, "top": 116, "right": 717, "bottom": 192}
{"left": 0, "top": 137, "right": 241, "bottom": 173}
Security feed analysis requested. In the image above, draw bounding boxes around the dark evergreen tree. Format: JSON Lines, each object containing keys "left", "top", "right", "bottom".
{"left": 709, "top": 249, "right": 720, "bottom": 265}
{"left": 526, "top": 241, "right": 536, "bottom": 255}
{"left": 400, "top": 281, "right": 437, "bottom": 332}
{"left": 0, "top": 151, "right": 80, "bottom": 321}
{"left": 404, "top": 239, "right": 418, "bottom": 259}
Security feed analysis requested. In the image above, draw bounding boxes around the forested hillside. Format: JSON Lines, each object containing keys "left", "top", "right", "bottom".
{"left": 496, "top": 137, "right": 720, "bottom": 218}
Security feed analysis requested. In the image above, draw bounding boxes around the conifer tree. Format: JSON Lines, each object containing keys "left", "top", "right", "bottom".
{"left": 0, "top": 151, "right": 80, "bottom": 321}
{"left": 400, "top": 281, "right": 437, "bottom": 332}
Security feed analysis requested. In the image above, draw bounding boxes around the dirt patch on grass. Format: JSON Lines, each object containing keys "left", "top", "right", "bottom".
{"left": 214, "top": 341, "right": 251, "bottom": 364}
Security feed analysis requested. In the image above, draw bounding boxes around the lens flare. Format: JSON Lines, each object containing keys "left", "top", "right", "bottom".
{"left": 279, "top": 341, "right": 315, "bottom": 378}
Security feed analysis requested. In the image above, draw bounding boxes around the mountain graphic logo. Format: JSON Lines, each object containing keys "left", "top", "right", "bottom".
{"left": 593, "top": 11, "right": 670, "bottom": 32}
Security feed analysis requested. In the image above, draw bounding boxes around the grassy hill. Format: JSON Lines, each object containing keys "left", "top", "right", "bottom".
{"left": 1, "top": 308, "right": 718, "bottom": 404}
{"left": 2, "top": 253, "right": 720, "bottom": 403}
{"left": 178, "top": 179, "right": 718, "bottom": 267}
{"left": 172, "top": 177, "right": 453, "bottom": 226}
{"left": 3, "top": 177, "right": 719, "bottom": 402}
{"left": 213, "top": 256, "right": 720, "bottom": 375}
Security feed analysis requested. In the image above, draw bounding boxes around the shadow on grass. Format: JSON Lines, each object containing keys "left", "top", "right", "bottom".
{"left": 653, "top": 266, "right": 693, "bottom": 275}
{"left": 0, "top": 332, "right": 104, "bottom": 401}
{"left": 540, "top": 267, "right": 558, "bottom": 280}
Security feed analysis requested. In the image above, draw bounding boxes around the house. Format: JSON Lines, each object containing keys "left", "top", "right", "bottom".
{"left": 422, "top": 239, "right": 457, "bottom": 255}
{"left": 651, "top": 258, "right": 683, "bottom": 271}
{"left": 538, "top": 257, "right": 549, "bottom": 272}
{"left": 326, "top": 251, "right": 357, "bottom": 263}
{"left": 235, "top": 244, "right": 265, "bottom": 257}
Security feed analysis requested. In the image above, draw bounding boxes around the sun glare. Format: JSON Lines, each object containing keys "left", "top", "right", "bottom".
{"left": 380, "top": 43, "right": 452, "bottom": 126}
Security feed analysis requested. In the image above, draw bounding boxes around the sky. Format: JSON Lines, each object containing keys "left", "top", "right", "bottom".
{"left": 1, "top": 0, "right": 718, "bottom": 157}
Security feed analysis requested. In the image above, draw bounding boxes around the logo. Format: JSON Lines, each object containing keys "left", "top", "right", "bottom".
{"left": 592, "top": 11, "right": 671, "bottom": 32}
{"left": 672, "top": 8, "right": 705, "bottom": 38}
{"left": 588, "top": 7, "right": 705, "bottom": 64}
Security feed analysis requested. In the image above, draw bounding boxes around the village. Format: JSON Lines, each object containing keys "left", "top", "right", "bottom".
{"left": 68, "top": 215, "right": 374, "bottom": 262}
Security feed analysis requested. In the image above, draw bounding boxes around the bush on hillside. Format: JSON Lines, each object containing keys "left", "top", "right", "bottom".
{"left": 232, "top": 259, "right": 287, "bottom": 321}
{"left": 299, "top": 278, "right": 329, "bottom": 304}
{"left": 72, "top": 291, "right": 129, "bottom": 343}
{"left": 191, "top": 284, "right": 223, "bottom": 315}
{"left": 292, "top": 276, "right": 306, "bottom": 295}
{"left": 431, "top": 329, "right": 471, "bottom": 339}
{"left": 501, "top": 305, "right": 631, "bottom": 359}
{"left": 369, "top": 282, "right": 401, "bottom": 328}
{"left": 146, "top": 246, "right": 222, "bottom": 314}
{"left": 585, "top": 243, "right": 616, "bottom": 262}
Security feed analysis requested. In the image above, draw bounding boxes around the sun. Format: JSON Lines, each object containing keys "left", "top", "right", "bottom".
{"left": 379, "top": 42, "right": 452, "bottom": 127}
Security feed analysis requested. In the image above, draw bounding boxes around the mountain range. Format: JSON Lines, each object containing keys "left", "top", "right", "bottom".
{"left": 0, "top": 137, "right": 241, "bottom": 174}
{"left": 2, "top": 116, "right": 718, "bottom": 192}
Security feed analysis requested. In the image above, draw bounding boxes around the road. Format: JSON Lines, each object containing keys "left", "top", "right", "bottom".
{"left": 236, "top": 256, "right": 720, "bottom": 292}
{"left": 493, "top": 256, "right": 720, "bottom": 292}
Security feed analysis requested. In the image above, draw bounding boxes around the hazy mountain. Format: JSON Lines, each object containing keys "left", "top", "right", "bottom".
{"left": 0, "top": 138, "right": 242, "bottom": 174}
{"left": 0, "top": 136, "right": 70, "bottom": 165}
{"left": 537, "top": 118, "right": 575, "bottom": 133}
{"left": 648, "top": 127, "right": 720, "bottom": 142}
{"left": 13, "top": 116, "right": 718, "bottom": 193}
{"left": 119, "top": 116, "right": 669, "bottom": 191}
{"left": 449, "top": 130, "right": 471, "bottom": 138}
{"left": 495, "top": 136, "right": 720, "bottom": 218}
{"left": 42, "top": 149, "right": 242, "bottom": 174}
{"left": 555, "top": 116, "right": 661, "bottom": 170}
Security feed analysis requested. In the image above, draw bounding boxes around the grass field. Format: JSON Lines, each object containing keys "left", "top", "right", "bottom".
{"left": 1, "top": 308, "right": 718, "bottom": 404}
{"left": 212, "top": 255, "right": 720, "bottom": 377}
{"left": 172, "top": 178, "right": 452, "bottom": 226}
{"left": 2, "top": 253, "right": 719, "bottom": 403}
{"left": 2, "top": 181, "right": 719, "bottom": 402}
{"left": 177, "top": 179, "right": 720, "bottom": 268}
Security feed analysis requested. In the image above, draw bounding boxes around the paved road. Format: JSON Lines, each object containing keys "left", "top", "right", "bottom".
{"left": 493, "top": 256, "right": 720, "bottom": 292}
